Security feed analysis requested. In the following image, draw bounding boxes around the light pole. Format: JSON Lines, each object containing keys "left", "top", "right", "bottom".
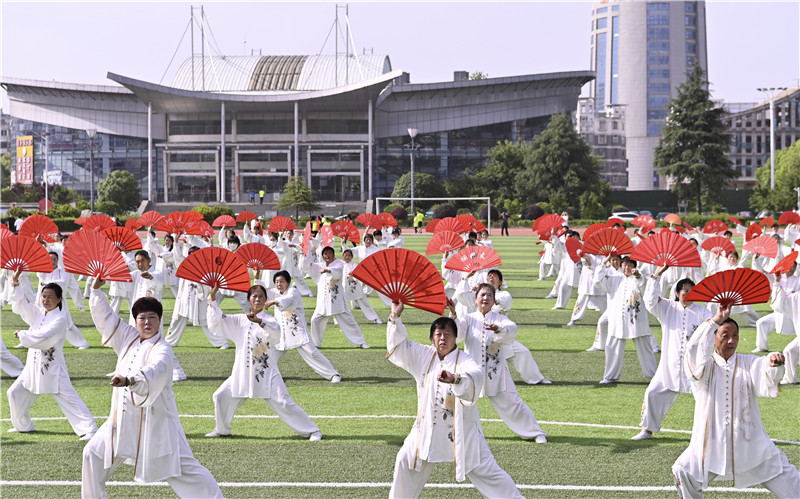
{"left": 407, "top": 128, "right": 418, "bottom": 216}
{"left": 42, "top": 132, "right": 49, "bottom": 215}
{"left": 86, "top": 129, "right": 97, "bottom": 212}
{"left": 757, "top": 87, "right": 787, "bottom": 190}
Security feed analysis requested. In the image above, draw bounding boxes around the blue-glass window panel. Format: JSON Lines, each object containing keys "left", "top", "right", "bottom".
{"left": 647, "top": 82, "right": 671, "bottom": 93}
{"left": 597, "top": 17, "right": 608, "bottom": 29}
{"left": 647, "top": 3, "right": 669, "bottom": 10}
{"left": 686, "top": 30, "right": 696, "bottom": 40}
{"left": 685, "top": 16, "right": 696, "bottom": 25}
{"left": 648, "top": 69, "right": 670, "bottom": 79}
{"left": 647, "top": 123, "right": 663, "bottom": 136}
{"left": 648, "top": 55, "right": 670, "bottom": 65}
{"left": 647, "top": 14, "right": 669, "bottom": 25}
{"left": 610, "top": 16, "right": 620, "bottom": 105}
{"left": 648, "top": 110, "right": 669, "bottom": 120}
{"left": 686, "top": 43, "right": 696, "bottom": 53}
{"left": 648, "top": 27, "right": 669, "bottom": 39}
{"left": 648, "top": 41, "right": 670, "bottom": 52}
{"left": 597, "top": 6, "right": 608, "bottom": 13}
{"left": 687, "top": 56, "right": 696, "bottom": 67}
{"left": 612, "top": 5, "right": 619, "bottom": 11}
{"left": 648, "top": 96, "right": 670, "bottom": 108}
{"left": 686, "top": 2, "right": 696, "bottom": 12}
{"left": 596, "top": 32, "right": 607, "bottom": 110}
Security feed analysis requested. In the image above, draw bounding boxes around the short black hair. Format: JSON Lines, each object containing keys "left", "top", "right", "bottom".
{"left": 620, "top": 256, "right": 638, "bottom": 267}
{"left": 475, "top": 282, "right": 495, "bottom": 297}
{"left": 468, "top": 232, "right": 477, "bottom": 239}
{"left": 373, "top": 230, "right": 383, "bottom": 237}
{"left": 674, "top": 278, "right": 694, "bottom": 300}
{"left": 488, "top": 269, "right": 503, "bottom": 282}
{"left": 273, "top": 270, "right": 291, "bottom": 284}
{"left": 719, "top": 317, "right": 739, "bottom": 332}
{"left": 247, "top": 284, "right": 268, "bottom": 300}
{"left": 131, "top": 296, "right": 162, "bottom": 319}
{"left": 321, "top": 246, "right": 335, "bottom": 256}
{"left": 41, "top": 282, "right": 63, "bottom": 310}
{"left": 48, "top": 251, "right": 59, "bottom": 260}
{"left": 134, "top": 250, "right": 150, "bottom": 260}
{"left": 228, "top": 235, "right": 241, "bottom": 246}
{"left": 342, "top": 249, "right": 353, "bottom": 257}
{"left": 430, "top": 317, "right": 458, "bottom": 340}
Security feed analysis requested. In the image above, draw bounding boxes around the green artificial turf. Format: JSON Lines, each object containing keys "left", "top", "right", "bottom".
{"left": 1, "top": 234, "right": 797, "bottom": 498}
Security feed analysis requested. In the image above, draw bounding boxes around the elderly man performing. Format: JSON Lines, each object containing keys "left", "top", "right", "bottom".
{"left": 84, "top": 278, "right": 222, "bottom": 498}
{"left": 671, "top": 303, "right": 800, "bottom": 498}
{"left": 386, "top": 301, "right": 523, "bottom": 499}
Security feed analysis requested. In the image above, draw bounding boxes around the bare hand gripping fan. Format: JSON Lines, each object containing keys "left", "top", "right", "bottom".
{"left": 62, "top": 229, "right": 132, "bottom": 282}
{"left": 18, "top": 214, "right": 59, "bottom": 242}
{"left": 175, "top": 246, "right": 251, "bottom": 292}
{"left": 743, "top": 234, "right": 779, "bottom": 259}
{"left": 103, "top": 226, "right": 143, "bottom": 251}
{"left": 351, "top": 248, "right": 447, "bottom": 315}
{"left": 435, "top": 217, "right": 468, "bottom": 234}
{"left": 235, "top": 243, "right": 281, "bottom": 271}
{"left": 565, "top": 237, "right": 584, "bottom": 263}
{"left": 1, "top": 235, "right": 54, "bottom": 273}
{"left": 582, "top": 227, "right": 634, "bottom": 256}
{"left": 684, "top": 268, "right": 771, "bottom": 307}
{"left": 444, "top": 246, "right": 502, "bottom": 272}
{"left": 267, "top": 216, "right": 296, "bottom": 234}
{"left": 700, "top": 236, "right": 735, "bottom": 256}
{"left": 426, "top": 230, "right": 466, "bottom": 255}
{"left": 83, "top": 214, "right": 116, "bottom": 232}
{"left": 630, "top": 230, "right": 702, "bottom": 267}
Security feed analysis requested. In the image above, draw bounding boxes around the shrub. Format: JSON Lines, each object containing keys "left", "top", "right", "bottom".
{"left": 477, "top": 204, "right": 500, "bottom": 222}
{"left": 390, "top": 205, "right": 408, "bottom": 221}
{"left": 7, "top": 207, "right": 31, "bottom": 219}
{"left": 611, "top": 204, "right": 628, "bottom": 213}
{"left": 48, "top": 203, "right": 81, "bottom": 219}
{"left": 521, "top": 204, "right": 544, "bottom": 221}
{"left": 433, "top": 203, "right": 457, "bottom": 219}
{"left": 384, "top": 202, "right": 404, "bottom": 213}
{"left": 95, "top": 200, "right": 120, "bottom": 216}
{"left": 192, "top": 205, "right": 235, "bottom": 224}
{"left": 347, "top": 210, "right": 360, "bottom": 221}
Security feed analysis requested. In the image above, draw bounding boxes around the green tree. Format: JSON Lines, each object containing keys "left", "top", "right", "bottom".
{"left": 469, "top": 140, "right": 529, "bottom": 207}
{"left": 469, "top": 71, "right": 489, "bottom": 80}
{"left": 97, "top": 170, "right": 141, "bottom": 213}
{"left": 277, "top": 176, "right": 321, "bottom": 220}
{"left": 654, "top": 64, "right": 734, "bottom": 213}
{"left": 391, "top": 172, "right": 447, "bottom": 210}
{"left": 515, "top": 113, "right": 608, "bottom": 207}
{"left": 750, "top": 140, "right": 800, "bottom": 212}
{"left": 50, "top": 185, "right": 83, "bottom": 205}
{"left": 1, "top": 153, "right": 11, "bottom": 188}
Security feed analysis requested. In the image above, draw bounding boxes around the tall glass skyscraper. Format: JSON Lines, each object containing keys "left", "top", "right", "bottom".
{"left": 590, "top": 0, "right": 707, "bottom": 190}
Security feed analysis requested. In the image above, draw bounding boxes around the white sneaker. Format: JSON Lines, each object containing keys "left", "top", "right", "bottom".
{"left": 79, "top": 431, "right": 96, "bottom": 441}
{"left": 566, "top": 321, "right": 575, "bottom": 326}
{"left": 752, "top": 348, "right": 768, "bottom": 353}
{"left": 219, "top": 343, "right": 231, "bottom": 350}
{"left": 534, "top": 435, "right": 547, "bottom": 443}
{"left": 652, "top": 347, "right": 661, "bottom": 354}
{"left": 537, "top": 378, "right": 552, "bottom": 384}
{"left": 173, "top": 371, "right": 188, "bottom": 382}
{"left": 373, "top": 319, "right": 383, "bottom": 325}
{"left": 586, "top": 346, "right": 602, "bottom": 352}
{"left": 205, "top": 430, "right": 231, "bottom": 438}
{"left": 309, "top": 431, "right": 322, "bottom": 441}
{"left": 361, "top": 343, "right": 371, "bottom": 349}
{"left": 545, "top": 294, "right": 557, "bottom": 299}
{"left": 76, "top": 344, "right": 90, "bottom": 350}
{"left": 331, "top": 375, "right": 342, "bottom": 383}
{"left": 631, "top": 430, "right": 654, "bottom": 441}
{"left": 599, "top": 378, "right": 617, "bottom": 384}
{"left": 551, "top": 306, "right": 563, "bottom": 310}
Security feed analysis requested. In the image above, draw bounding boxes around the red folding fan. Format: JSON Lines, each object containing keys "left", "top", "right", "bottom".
{"left": 235, "top": 243, "right": 281, "bottom": 271}
{"left": 138, "top": 211, "right": 164, "bottom": 228}
{"left": 759, "top": 216, "right": 775, "bottom": 227}
{"left": 745, "top": 224, "right": 762, "bottom": 242}
{"left": 700, "top": 236, "right": 735, "bottom": 256}
{"left": 565, "top": 237, "right": 584, "bottom": 263}
{"left": 684, "top": 268, "right": 771, "bottom": 307}
{"left": 703, "top": 220, "right": 728, "bottom": 234}
{"left": 268, "top": 215, "right": 296, "bottom": 234}
{"left": 355, "top": 213, "right": 381, "bottom": 229}
{"left": 444, "top": 246, "right": 502, "bottom": 272}
{"left": 351, "top": 248, "right": 447, "bottom": 315}
{"left": 727, "top": 216, "right": 742, "bottom": 226}
{"left": 18, "top": 214, "right": 59, "bottom": 242}
{"left": 301, "top": 222, "right": 312, "bottom": 257}
{"left": 582, "top": 227, "right": 634, "bottom": 256}
{"left": 630, "top": 230, "right": 702, "bottom": 267}
{"left": 778, "top": 211, "right": 800, "bottom": 226}
{"left": 189, "top": 221, "right": 214, "bottom": 238}
{"left": 583, "top": 222, "right": 606, "bottom": 240}
{"left": 770, "top": 251, "right": 799, "bottom": 275}
{"left": 606, "top": 217, "right": 625, "bottom": 227}
{"left": 320, "top": 225, "right": 334, "bottom": 247}
{"left": 743, "top": 234, "right": 779, "bottom": 259}
{"left": 125, "top": 218, "right": 143, "bottom": 232}
{"left": 176, "top": 246, "right": 251, "bottom": 292}
{"left": 632, "top": 215, "right": 654, "bottom": 228}
{"left": 663, "top": 213, "right": 682, "bottom": 225}
{"left": 0, "top": 228, "right": 12, "bottom": 241}
{"left": 62, "top": 229, "right": 132, "bottom": 282}
{"left": 425, "top": 219, "right": 440, "bottom": 234}
{"left": 83, "top": 214, "right": 116, "bottom": 232}
{"left": 425, "top": 230, "right": 466, "bottom": 255}
{"left": 379, "top": 212, "right": 398, "bottom": 227}
{"left": 0, "top": 224, "right": 7, "bottom": 232}
{"left": 435, "top": 217, "right": 468, "bottom": 234}
{"left": 212, "top": 215, "right": 237, "bottom": 228}
{"left": 457, "top": 214, "right": 485, "bottom": 233}
{"left": 157, "top": 211, "right": 202, "bottom": 235}
{"left": 532, "top": 214, "right": 565, "bottom": 235}
{"left": 331, "top": 220, "right": 360, "bottom": 244}
{"left": 236, "top": 210, "right": 257, "bottom": 223}
{"left": 103, "top": 226, "right": 143, "bottom": 252}
{"left": 74, "top": 217, "right": 88, "bottom": 226}
{"left": 1, "top": 235, "right": 54, "bottom": 273}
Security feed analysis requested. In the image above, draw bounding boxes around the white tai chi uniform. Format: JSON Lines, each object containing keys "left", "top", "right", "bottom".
{"left": 593, "top": 267, "right": 657, "bottom": 382}
{"left": 342, "top": 259, "right": 381, "bottom": 323}
{"left": 6, "top": 285, "right": 97, "bottom": 436}
{"left": 570, "top": 254, "right": 606, "bottom": 323}
{"left": 588, "top": 265, "right": 622, "bottom": 351}
{"left": 206, "top": 300, "right": 320, "bottom": 438}
{"left": 36, "top": 268, "right": 90, "bottom": 349}
{"left": 306, "top": 259, "right": 367, "bottom": 348}
{"left": 672, "top": 319, "right": 800, "bottom": 498}
{"left": 495, "top": 290, "right": 547, "bottom": 384}
{"left": 772, "top": 285, "right": 800, "bottom": 384}
{"left": 386, "top": 318, "right": 523, "bottom": 499}
{"left": 148, "top": 236, "right": 179, "bottom": 299}
{"left": 280, "top": 235, "right": 314, "bottom": 297}
{"left": 639, "top": 275, "right": 711, "bottom": 433}
{"left": 551, "top": 235, "right": 581, "bottom": 309}
{"left": 1, "top": 337, "right": 24, "bottom": 377}
{"left": 538, "top": 238, "right": 558, "bottom": 280}
{"left": 755, "top": 274, "right": 798, "bottom": 352}
{"left": 264, "top": 286, "right": 340, "bottom": 381}
{"left": 455, "top": 310, "right": 546, "bottom": 440}
{"left": 83, "top": 289, "right": 222, "bottom": 499}
{"left": 108, "top": 253, "right": 135, "bottom": 314}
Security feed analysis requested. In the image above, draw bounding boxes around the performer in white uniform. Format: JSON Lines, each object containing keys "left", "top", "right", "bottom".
{"left": 753, "top": 260, "right": 798, "bottom": 353}
{"left": 36, "top": 251, "right": 90, "bottom": 349}
{"left": 84, "top": 284, "right": 222, "bottom": 499}
{"left": 149, "top": 233, "right": 179, "bottom": 299}
{"left": 587, "top": 254, "right": 622, "bottom": 352}
{"left": 386, "top": 302, "right": 523, "bottom": 499}
{"left": 6, "top": 273, "right": 97, "bottom": 439}
{"left": 593, "top": 256, "right": 658, "bottom": 383}
{"left": 205, "top": 284, "right": 322, "bottom": 440}
{"left": 1, "top": 337, "right": 24, "bottom": 377}
{"left": 451, "top": 283, "right": 547, "bottom": 442}
{"left": 672, "top": 304, "right": 800, "bottom": 498}
{"left": 341, "top": 249, "right": 382, "bottom": 324}
{"left": 632, "top": 266, "right": 712, "bottom": 440}
{"left": 305, "top": 246, "right": 369, "bottom": 349}
{"left": 568, "top": 252, "right": 605, "bottom": 326}
{"left": 772, "top": 272, "right": 800, "bottom": 384}
{"left": 280, "top": 230, "right": 314, "bottom": 297}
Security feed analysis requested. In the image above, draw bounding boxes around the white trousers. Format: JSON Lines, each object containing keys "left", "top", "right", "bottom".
{"left": 507, "top": 341, "right": 546, "bottom": 384}
{"left": 293, "top": 278, "right": 313, "bottom": 297}
{"left": 707, "top": 303, "right": 759, "bottom": 327}
{"left": 591, "top": 311, "right": 609, "bottom": 350}
{"left": 538, "top": 260, "right": 553, "bottom": 280}
{"left": 1, "top": 339, "right": 24, "bottom": 377}
{"left": 390, "top": 431, "right": 523, "bottom": 499}
{"left": 166, "top": 316, "right": 228, "bottom": 348}
{"left": 7, "top": 371, "right": 97, "bottom": 436}
{"left": 350, "top": 296, "right": 380, "bottom": 322}
{"left": 783, "top": 337, "right": 799, "bottom": 383}
{"left": 488, "top": 387, "right": 546, "bottom": 440}
{"left": 274, "top": 343, "right": 339, "bottom": 380}
{"left": 109, "top": 296, "right": 130, "bottom": 316}
{"left": 639, "top": 377, "right": 679, "bottom": 433}
{"left": 571, "top": 292, "right": 603, "bottom": 322}
{"left": 672, "top": 451, "right": 800, "bottom": 499}
{"left": 603, "top": 336, "right": 657, "bottom": 381}
{"left": 211, "top": 375, "right": 319, "bottom": 437}
{"left": 310, "top": 310, "right": 366, "bottom": 347}
{"left": 755, "top": 313, "right": 793, "bottom": 351}
{"left": 81, "top": 420, "right": 223, "bottom": 499}
{"left": 554, "top": 281, "right": 573, "bottom": 309}
{"left": 65, "top": 323, "right": 90, "bottom": 349}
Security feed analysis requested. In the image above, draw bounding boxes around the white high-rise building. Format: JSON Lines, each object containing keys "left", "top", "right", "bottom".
{"left": 590, "top": 0, "right": 708, "bottom": 190}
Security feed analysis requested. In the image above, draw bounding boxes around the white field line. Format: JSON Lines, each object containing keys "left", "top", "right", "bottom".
{"left": 0, "top": 480, "right": 774, "bottom": 493}
{"left": 2, "top": 413, "right": 798, "bottom": 445}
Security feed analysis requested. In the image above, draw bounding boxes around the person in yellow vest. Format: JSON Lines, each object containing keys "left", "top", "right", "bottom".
{"left": 413, "top": 211, "right": 425, "bottom": 234}
{"left": 259, "top": 188, "right": 265, "bottom": 205}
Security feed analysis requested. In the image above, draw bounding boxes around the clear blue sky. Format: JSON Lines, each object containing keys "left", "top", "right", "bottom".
{"left": 1, "top": 1, "right": 798, "bottom": 108}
